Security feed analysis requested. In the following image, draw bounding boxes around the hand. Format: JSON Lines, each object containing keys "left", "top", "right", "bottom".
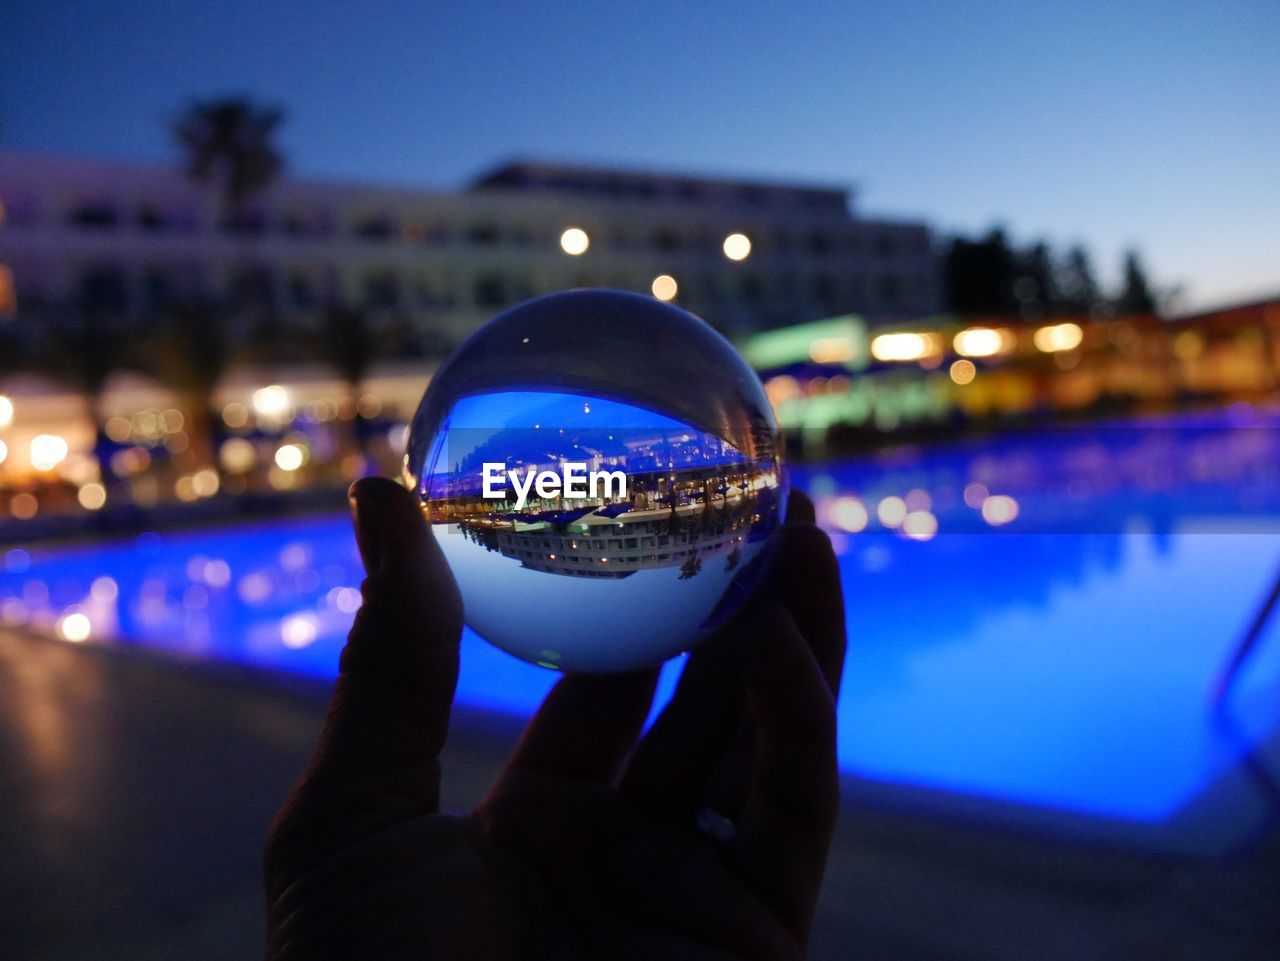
{"left": 265, "top": 477, "right": 846, "bottom": 960}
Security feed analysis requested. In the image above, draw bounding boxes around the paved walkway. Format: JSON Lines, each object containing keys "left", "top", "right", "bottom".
{"left": 1, "top": 628, "right": 1276, "bottom": 960}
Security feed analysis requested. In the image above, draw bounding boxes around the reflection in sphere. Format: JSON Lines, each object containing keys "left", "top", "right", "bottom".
{"left": 405, "top": 290, "right": 786, "bottom": 672}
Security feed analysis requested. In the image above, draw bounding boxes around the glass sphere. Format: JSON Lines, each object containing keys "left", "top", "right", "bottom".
{"left": 404, "top": 289, "right": 786, "bottom": 672}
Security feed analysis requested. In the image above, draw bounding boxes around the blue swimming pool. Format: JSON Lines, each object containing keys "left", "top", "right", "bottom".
{"left": 3, "top": 408, "right": 1279, "bottom": 854}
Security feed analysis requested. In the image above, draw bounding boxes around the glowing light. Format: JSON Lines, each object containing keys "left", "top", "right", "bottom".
{"left": 191, "top": 469, "right": 220, "bottom": 498}
{"left": 905, "top": 489, "right": 932, "bottom": 511}
{"left": 174, "top": 475, "right": 199, "bottom": 502}
{"left": 1172, "top": 330, "right": 1203, "bottom": 361}
{"left": 238, "top": 573, "right": 272, "bottom": 604}
{"left": 651, "top": 274, "right": 678, "bottom": 301}
{"left": 953, "top": 327, "right": 1010, "bottom": 358}
{"left": 560, "top": 227, "right": 590, "bottom": 255}
{"left": 91, "top": 576, "right": 118, "bottom": 603}
{"left": 0, "top": 394, "right": 13, "bottom": 427}
{"left": 220, "top": 437, "right": 256, "bottom": 472}
{"left": 2, "top": 599, "right": 27, "bottom": 624}
{"left": 281, "top": 613, "right": 318, "bottom": 649}
{"left": 184, "top": 585, "right": 209, "bottom": 610}
{"left": 222, "top": 402, "right": 249, "bottom": 428}
{"left": 963, "top": 483, "right": 989, "bottom": 509}
{"left": 949, "top": 359, "right": 977, "bottom": 385}
{"left": 870, "top": 332, "right": 936, "bottom": 362}
{"left": 202, "top": 559, "right": 232, "bottom": 588}
{"left": 829, "top": 496, "right": 868, "bottom": 533}
{"left": 357, "top": 394, "right": 383, "bottom": 418}
{"left": 902, "top": 510, "right": 938, "bottom": 541}
{"left": 877, "top": 496, "right": 907, "bottom": 528}
{"left": 105, "top": 416, "right": 132, "bottom": 442}
{"left": 77, "top": 483, "right": 107, "bottom": 510}
{"left": 764, "top": 375, "right": 802, "bottom": 407}
{"left": 332, "top": 587, "right": 361, "bottom": 614}
{"left": 58, "top": 611, "right": 91, "bottom": 643}
{"left": 274, "top": 443, "right": 305, "bottom": 471}
{"left": 0, "top": 264, "right": 14, "bottom": 316}
{"left": 30, "top": 434, "right": 69, "bottom": 471}
{"left": 252, "top": 385, "right": 290, "bottom": 417}
{"left": 809, "top": 337, "right": 855, "bottom": 364}
{"left": 722, "top": 232, "right": 751, "bottom": 261}
{"left": 1033, "top": 322, "right": 1084, "bottom": 353}
{"left": 0, "top": 439, "right": 6, "bottom": 464}
{"left": 981, "top": 494, "right": 1020, "bottom": 526}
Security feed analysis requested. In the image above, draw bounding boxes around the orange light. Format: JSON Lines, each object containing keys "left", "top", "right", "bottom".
{"left": 953, "top": 327, "right": 1011, "bottom": 358}
{"left": 1033, "top": 322, "right": 1083, "bottom": 353}
{"left": 651, "top": 274, "right": 678, "bottom": 301}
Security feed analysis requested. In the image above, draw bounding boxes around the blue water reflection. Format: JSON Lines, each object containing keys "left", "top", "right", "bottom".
{"left": 3, "top": 408, "right": 1279, "bottom": 852}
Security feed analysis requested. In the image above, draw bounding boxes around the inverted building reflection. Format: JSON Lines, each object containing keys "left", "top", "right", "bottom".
{"left": 448, "top": 464, "right": 778, "bottom": 579}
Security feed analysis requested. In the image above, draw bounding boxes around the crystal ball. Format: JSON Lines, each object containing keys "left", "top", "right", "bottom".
{"left": 404, "top": 289, "right": 786, "bottom": 672}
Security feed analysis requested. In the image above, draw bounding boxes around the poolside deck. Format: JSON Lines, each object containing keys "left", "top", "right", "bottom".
{"left": 2, "top": 627, "right": 1276, "bottom": 960}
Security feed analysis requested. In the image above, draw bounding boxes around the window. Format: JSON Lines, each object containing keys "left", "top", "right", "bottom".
{"left": 353, "top": 214, "right": 395, "bottom": 241}
{"left": 79, "top": 267, "right": 129, "bottom": 312}
{"left": 363, "top": 272, "right": 400, "bottom": 308}
{"left": 69, "top": 203, "right": 118, "bottom": 229}
{"left": 142, "top": 268, "right": 172, "bottom": 312}
{"left": 467, "top": 223, "right": 500, "bottom": 246}
{"left": 289, "top": 272, "right": 316, "bottom": 308}
{"left": 137, "top": 206, "right": 167, "bottom": 232}
{"left": 652, "top": 228, "right": 681, "bottom": 252}
{"left": 473, "top": 275, "right": 507, "bottom": 308}
{"left": 879, "top": 274, "right": 903, "bottom": 306}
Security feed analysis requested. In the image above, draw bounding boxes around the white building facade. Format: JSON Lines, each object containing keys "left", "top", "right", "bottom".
{"left": 0, "top": 151, "right": 940, "bottom": 350}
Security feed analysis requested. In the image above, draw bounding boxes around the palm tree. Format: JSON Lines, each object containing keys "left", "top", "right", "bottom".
{"left": 174, "top": 97, "right": 285, "bottom": 225}
{"left": 169, "top": 97, "right": 286, "bottom": 475}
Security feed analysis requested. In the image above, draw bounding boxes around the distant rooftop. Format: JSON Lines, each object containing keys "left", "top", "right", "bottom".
{"left": 468, "top": 160, "right": 853, "bottom": 215}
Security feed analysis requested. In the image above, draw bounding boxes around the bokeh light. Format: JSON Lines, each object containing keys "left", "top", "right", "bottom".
{"left": 722, "top": 232, "right": 751, "bottom": 261}
{"left": 559, "top": 227, "right": 589, "bottom": 255}
{"left": 651, "top": 274, "right": 678, "bottom": 301}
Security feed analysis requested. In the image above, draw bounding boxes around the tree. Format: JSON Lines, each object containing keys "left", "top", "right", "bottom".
{"left": 312, "top": 306, "right": 389, "bottom": 464}
{"left": 174, "top": 97, "right": 285, "bottom": 224}
{"left": 944, "top": 228, "right": 1018, "bottom": 315}
{"left": 1056, "top": 245, "right": 1101, "bottom": 315}
{"left": 144, "top": 302, "right": 235, "bottom": 477}
{"left": 169, "top": 97, "right": 286, "bottom": 469}
{"left": 1116, "top": 249, "right": 1157, "bottom": 315}
{"left": 1014, "top": 241, "right": 1058, "bottom": 317}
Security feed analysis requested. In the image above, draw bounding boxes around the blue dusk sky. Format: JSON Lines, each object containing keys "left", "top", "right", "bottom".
{"left": 2, "top": 0, "right": 1276, "bottom": 310}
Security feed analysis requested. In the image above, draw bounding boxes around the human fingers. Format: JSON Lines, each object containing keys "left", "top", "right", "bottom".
{"left": 729, "top": 604, "right": 839, "bottom": 943}
{"left": 266, "top": 477, "right": 464, "bottom": 892}
{"left": 492, "top": 668, "right": 660, "bottom": 788}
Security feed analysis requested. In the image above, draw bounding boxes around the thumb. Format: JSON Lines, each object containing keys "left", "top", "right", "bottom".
{"left": 302, "top": 476, "right": 464, "bottom": 806}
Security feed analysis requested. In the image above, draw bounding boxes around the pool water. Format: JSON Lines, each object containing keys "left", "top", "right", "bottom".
{"left": 3, "top": 409, "right": 1280, "bottom": 854}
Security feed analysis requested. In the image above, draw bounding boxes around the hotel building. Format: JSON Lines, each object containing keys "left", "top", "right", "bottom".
{"left": 0, "top": 151, "right": 940, "bottom": 348}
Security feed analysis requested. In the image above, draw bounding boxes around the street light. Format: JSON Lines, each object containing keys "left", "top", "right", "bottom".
{"left": 722, "top": 232, "right": 751, "bottom": 261}
{"left": 560, "top": 227, "right": 590, "bottom": 255}
{"left": 651, "top": 274, "right": 678, "bottom": 301}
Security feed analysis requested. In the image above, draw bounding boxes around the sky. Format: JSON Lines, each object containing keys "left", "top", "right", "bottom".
{"left": 2, "top": 0, "right": 1276, "bottom": 311}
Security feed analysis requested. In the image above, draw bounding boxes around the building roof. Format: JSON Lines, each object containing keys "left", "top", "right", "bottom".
{"left": 468, "top": 160, "right": 853, "bottom": 215}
